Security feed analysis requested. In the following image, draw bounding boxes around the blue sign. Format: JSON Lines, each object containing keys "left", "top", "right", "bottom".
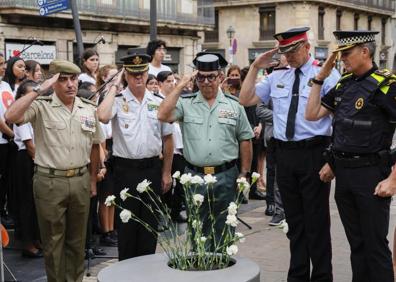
{"left": 38, "top": 0, "right": 69, "bottom": 16}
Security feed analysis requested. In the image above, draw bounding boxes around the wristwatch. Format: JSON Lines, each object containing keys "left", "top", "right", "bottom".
{"left": 32, "top": 84, "right": 42, "bottom": 94}
{"left": 310, "top": 77, "right": 324, "bottom": 85}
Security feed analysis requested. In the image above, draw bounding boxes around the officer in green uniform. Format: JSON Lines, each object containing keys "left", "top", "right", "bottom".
{"left": 5, "top": 60, "right": 104, "bottom": 282}
{"left": 305, "top": 31, "right": 396, "bottom": 282}
{"left": 158, "top": 52, "right": 254, "bottom": 249}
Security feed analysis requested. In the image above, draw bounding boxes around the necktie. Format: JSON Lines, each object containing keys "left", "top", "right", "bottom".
{"left": 285, "top": 68, "right": 301, "bottom": 140}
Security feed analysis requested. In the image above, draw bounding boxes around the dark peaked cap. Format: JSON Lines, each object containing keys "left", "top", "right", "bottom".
{"left": 120, "top": 53, "right": 151, "bottom": 73}
{"left": 273, "top": 27, "right": 310, "bottom": 54}
{"left": 333, "top": 30, "right": 379, "bottom": 52}
{"left": 193, "top": 52, "right": 228, "bottom": 71}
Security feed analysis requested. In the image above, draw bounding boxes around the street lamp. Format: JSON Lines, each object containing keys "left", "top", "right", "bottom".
{"left": 226, "top": 25, "right": 235, "bottom": 46}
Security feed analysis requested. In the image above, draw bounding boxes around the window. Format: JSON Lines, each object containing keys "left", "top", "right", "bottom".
{"left": 367, "top": 15, "right": 372, "bottom": 30}
{"left": 336, "top": 9, "right": 342, "bottom": 31}
{"left": 204, "top": 9, "right": 219, "bottom": 42}
{"left": 354, "top": 13, "right": 359, "bottom": 30}
{"left": 381, "top": 18, "right": 386, "bottom": 45}
{"left": 259, "top": 6, "right": 276, "bottom": 40}
{"left": 318, "top": 6, "right": 325, "bottom": 40}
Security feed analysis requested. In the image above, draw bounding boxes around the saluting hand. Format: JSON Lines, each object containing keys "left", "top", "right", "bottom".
{"left": 316, "top": 52, "right": 337, "bottom": 81}
{"left": 38, "top": 73, "right": 60, "bottom": 94}
{"left": 251, "top": 48, "right": 279, "bottom": 70}
{"left": 179, "top": 71, "right": 197, "bottom": 88}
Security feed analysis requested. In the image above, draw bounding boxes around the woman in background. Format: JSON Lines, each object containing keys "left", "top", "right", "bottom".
{"left": 79, "top": 48, "right": 99, "bottom": 84}
{"left": 3, "top": 56, "right": 26, "bottom": 93}
{"left": 146, "top": 74, "right": 159, "bottom": 95}
{"left": 25, "top": 60, "right": 43, "bottom": 83}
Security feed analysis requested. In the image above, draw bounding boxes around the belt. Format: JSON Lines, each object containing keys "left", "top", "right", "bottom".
{"left": 113, "top": 156, "right": 159, "bottom": 169}
{"left": 187, "top": 160, "right": 237, "bottom": 175}
{"left": 35, "top": 165, "right": 88, "bottom": 177}
{"left": 274, "top": 136, "right": 330, "bottom": 149}
{"left": 333, "top": 151, "right": 380, "bottom": 168}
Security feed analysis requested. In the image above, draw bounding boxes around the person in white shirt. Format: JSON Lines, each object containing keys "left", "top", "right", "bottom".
{"left": 146, "top": 39, "right": 172, "bottom": 76}
{"left": 13, "top": 79, "right": 42, "bottom": 258}
{"left": 79, "top": 48, "right": 99, "bottom": 84}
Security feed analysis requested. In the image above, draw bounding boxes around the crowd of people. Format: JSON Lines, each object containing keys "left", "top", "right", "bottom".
{"left": 0, "top": 24, "right": 396, "bottom": 282}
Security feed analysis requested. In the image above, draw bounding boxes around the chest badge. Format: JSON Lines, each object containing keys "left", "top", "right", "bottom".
{"left": 355, "top": 98, "right": 364, "bottom": 110}
{"left": 122, "top": 97, "right": 129, "bottom": 113}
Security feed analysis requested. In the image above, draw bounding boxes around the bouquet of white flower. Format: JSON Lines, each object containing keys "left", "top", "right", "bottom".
{"left": 105, "top": 171, "right": 260, "bottom": 271}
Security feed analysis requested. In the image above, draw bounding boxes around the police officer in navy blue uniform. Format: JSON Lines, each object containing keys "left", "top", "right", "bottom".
{"left": 306, "top": 30, "right": 396, "bottom": 282}
{"left": 240, "top": 27, "right": 340, "bottom": 282}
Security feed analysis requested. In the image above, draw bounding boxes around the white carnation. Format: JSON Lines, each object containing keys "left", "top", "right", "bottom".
{"left": 193, "top": 194, "right": 204, "bottom": 206}
{"left": 136, "top": 179, "right": 151, "bottom": 193}
{"left": 236, "top": 177, "right": 250, "bottom": 191}
{"left": 172, "top": 171, "right": 180, "bottom": 179}
{"left": 200, "top": 236, "right": 207, "bottom": 243}
{"left": 120, "top": 188, "right": 130, "bottom": 201}
{"left": 191, "top": 175, "right": 204, "bottom": 185}
{"left": 204, "top": 174, "right": 217, "bottom": 184}
{"left": 227, "top": 202, "right": 238, "bottom": 215}
{"left": 251, "top": 172, "right": 260, "bottom": 181}
{"left": 104, "top": 195, "right": 116, "bottom": 207}
{"left": 235, "top": 232, "right": 245, "bottom": 243}
{"left": 180, "top": 173, "right": 192, "bottom": 185}
{"left": 119, "top": 209, "right": 132, "bottom": 223}
{"left": 226, "top": 244, "right": 238, "bottom": 256}
{"left": 225, "top": 214, "right": 238, "bottom": 227}
{"left": 282, "top": 221, "right": 289, "bottom": 234}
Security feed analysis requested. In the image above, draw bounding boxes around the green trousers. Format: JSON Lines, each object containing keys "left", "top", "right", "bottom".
{"left": 33, "top": 170, "right": 90, "bottom": 282}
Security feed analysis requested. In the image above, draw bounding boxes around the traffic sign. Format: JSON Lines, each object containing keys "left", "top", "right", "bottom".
{"left": 38, "top": 0, "right": 69, "bottom": 16}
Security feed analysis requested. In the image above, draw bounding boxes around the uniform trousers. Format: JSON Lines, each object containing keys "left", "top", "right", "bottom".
{"left": 334, "top": 162, "right": 394, "bottom": 282}
{"left": 113, "top": 156, "right": 162, "bottom": 261}
{"left": 162, "top": 154, "right": 186, "bottom": 218}
{"left": 33, "top": 170, "right": 90, "bottom": 282}
{"left": 185, "top": 165, "right": 238, "bottom": 251}
{"left": 14, "top": 150, "right": 40, "bottom": 243}
{"left": 276, "top": 141, "right": 332, "bottom": 282}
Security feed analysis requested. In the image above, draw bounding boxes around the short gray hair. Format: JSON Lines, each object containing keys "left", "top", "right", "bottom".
{"left": 359, "top": 42, "right": 376, "bottom": 58}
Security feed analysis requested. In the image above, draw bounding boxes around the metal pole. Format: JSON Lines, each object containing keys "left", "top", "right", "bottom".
{"left": 70, "top": 0, "right": 84, "bottom": 63}
{"left": 150, "top": 0, "right": 157, "bottom": 41}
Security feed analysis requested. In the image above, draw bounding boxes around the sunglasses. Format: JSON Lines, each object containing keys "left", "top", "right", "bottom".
{"left": 196, "top": 73, "right": 219, "bottom": 83}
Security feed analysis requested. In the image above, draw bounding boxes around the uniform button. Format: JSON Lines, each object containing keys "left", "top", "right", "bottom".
{"left": 209, "top": 139, "right": 211, "bottom": 141}
{"left": 209, "top": 153, "right": 212, "bottom": 156}
{"left": 209, "top": 125, "right": 212, "bottom": 128}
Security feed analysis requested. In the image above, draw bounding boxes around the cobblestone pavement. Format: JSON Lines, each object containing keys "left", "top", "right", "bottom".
{"left": 4, "top": 186, "right": 396, "bottom": 282}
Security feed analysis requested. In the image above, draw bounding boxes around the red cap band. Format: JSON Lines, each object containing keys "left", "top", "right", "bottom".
{"left": 278, "top": 33, "right": 308, "bottom": 47}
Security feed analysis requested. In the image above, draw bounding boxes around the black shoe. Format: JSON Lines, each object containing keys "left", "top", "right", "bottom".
{"left": 22, "top": 249, "right": 43, "bottom": 258}
{"left": 100, "top": 233, "right": 118, "bottom": 247}
{"left": 92, "top": 246, "right": 107, "bottom": 256}
{"left": 172, "top": 213, "right": 187, "bottom": 223}
{"left": 249, "top": 190, "right": 266, "bottom": 200}
{"left": 265, "top": 204, "right": 275, "bottom": 216}
{"left": 269, "top": 213, "right": 285, "bottom": 226}
{"left": 109, "top": 230, "right": 118, "bottom": 240}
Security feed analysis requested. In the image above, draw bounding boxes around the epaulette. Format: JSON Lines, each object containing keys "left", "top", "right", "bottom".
{"left": 80, "top": 97, "right": 97, "bottom": 106}
{"left": 36, "top": 96, "right": 52, "bottom": 101}
{"left": 224, "top": 93, "right": 239, "bottom": 102}
{"left": 374, "top": 69, "right": 394, "bottom": 79}
{"left": 115, "top": 93, "right": 122, "bottom": 97}
{"left": 180, "top": 93, "right": 197, "bottom": 99}
{"left": 273, "top": 66, "right": 289, "bottom": 71}
{"left": 153, "top": 93, "right": 164, "bottom": 100}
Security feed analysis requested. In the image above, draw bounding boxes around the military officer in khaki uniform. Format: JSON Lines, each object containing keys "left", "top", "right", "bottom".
{"left": 158, "top": 52, "right": 254, "bottom": 249}
{"left": 5, "top": 60, "right": 104, "bottom": 282}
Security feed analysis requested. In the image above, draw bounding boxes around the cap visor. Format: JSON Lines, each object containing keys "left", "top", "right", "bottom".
{"left": 333, "top": 44, "right": 356, "bottom": 53}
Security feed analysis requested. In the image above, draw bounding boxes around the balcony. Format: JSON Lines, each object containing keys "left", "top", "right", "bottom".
{"left": 0, "top": 0, "right": 215, "bottom": 27}
{"left": 212, "top": 0, "right": 395, "bottom": 14}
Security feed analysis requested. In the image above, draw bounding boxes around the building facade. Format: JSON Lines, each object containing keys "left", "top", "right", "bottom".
{"left": 0, "top": 0, "right": 215, "bottom": 74}
{"left": 202, "top": 0, "right": 395, "bottom": 69}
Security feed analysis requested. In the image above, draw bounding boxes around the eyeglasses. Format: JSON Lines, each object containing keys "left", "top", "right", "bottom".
{"left": 196, "top": 73, "right": 219, "bottom": 83}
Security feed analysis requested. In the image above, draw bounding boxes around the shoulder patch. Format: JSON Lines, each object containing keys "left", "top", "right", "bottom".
{"left": 181, "top": 93, "right": 197, "bottom": 99}
{"left": 36, "top": 95, "right": 52, "bottom": 101}
{"left": 224, "top": 93, "right": 239, "bottom": 102}
{"left": 115, "top": 93, "right": 122, "bottom": 97}
{"left": 153, "top": 93, "right": 164, "bottom": 100}
{"left": 80, "top": 97, "right": 97, "bottom": 106}
{"left": 273, "top": 66, "right": 290, "bottom": 71}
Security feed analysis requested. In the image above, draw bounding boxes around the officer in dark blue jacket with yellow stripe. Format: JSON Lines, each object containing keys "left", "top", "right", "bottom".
{"left": 306, "top": 30, "right": 396, "bottom": 282}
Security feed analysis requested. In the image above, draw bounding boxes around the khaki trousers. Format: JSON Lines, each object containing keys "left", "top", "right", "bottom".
{"left": 33, "top": 170, "right": 90, "bottom": 282}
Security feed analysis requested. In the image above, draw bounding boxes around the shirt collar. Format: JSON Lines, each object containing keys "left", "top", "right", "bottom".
{"left": 193, "top": 89, "right": 227, "bottom": 104}
{"left": 354, "top": 62, "right": 378, "bottom": 81}
{"left": 298, "top": 56, "right": 314, "bottom": 76}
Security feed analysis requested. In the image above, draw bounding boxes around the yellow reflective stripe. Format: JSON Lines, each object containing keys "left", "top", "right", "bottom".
{"left": 370, "top": 73, "right": 386, "bottom": 84}
{"left": 380, "top": 85, "right": 390, "bottom": 94}
{"left": 336, "top": 82, "right": 341, "bottom": 90}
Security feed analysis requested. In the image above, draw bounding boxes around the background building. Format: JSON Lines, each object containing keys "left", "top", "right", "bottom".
{"left": 202, "top": 0, "right": 395, "bottom": 69}
{"left": 0, "top": 0, "right": 215, "bottom": 73}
